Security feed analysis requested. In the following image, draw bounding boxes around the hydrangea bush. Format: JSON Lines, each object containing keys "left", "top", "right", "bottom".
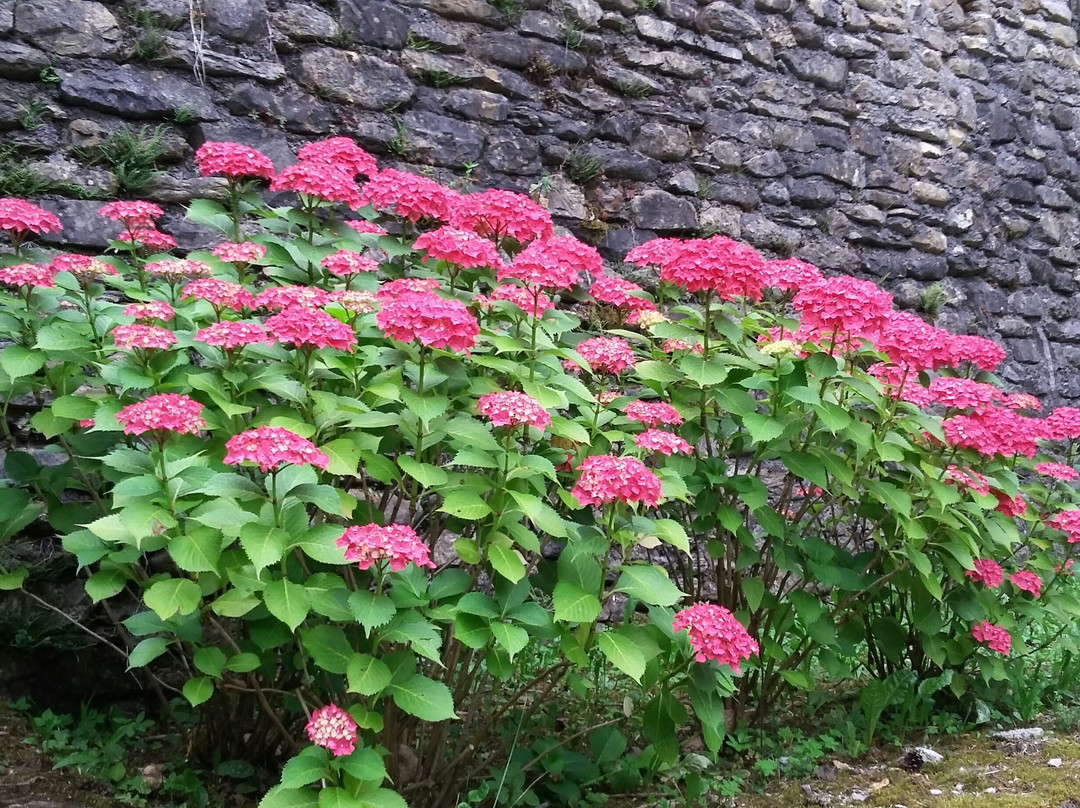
{"left": 1, "top": 136, "right": 1079, "bottom": 806}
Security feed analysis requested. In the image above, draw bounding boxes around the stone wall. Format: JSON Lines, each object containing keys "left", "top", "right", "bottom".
{"left": 2, "top": 0, "right": 1080, "bottom": 398}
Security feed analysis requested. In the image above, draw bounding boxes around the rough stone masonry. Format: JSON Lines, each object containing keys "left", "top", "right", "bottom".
{"left": 2, "top": 0, "right": 1080, "bottom": 400}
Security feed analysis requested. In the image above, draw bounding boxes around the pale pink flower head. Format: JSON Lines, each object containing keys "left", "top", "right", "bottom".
{"left": 194, "top": 141, "right": 275, "bottom": 180}
{"left": 622, "top": 400, "right": 682, "bottom": 427}
{"left": 223, "top": 426, "right": 329, "bottom": 473}
{"left": 335, "top": 524, "right": 434, "bottom": 572}
{"left": 343, "top": 219, "right": 387, "bottom": 237}
{"left": 1010, "top": 570, "right": 1042, "bottom": 598}
{"left": 297, "top": 137, "right": 378, "bottom": 177}
{"left": 590, "top": 276, "right": 655, "bottom": 312}
{"left": 451, "top": 188, "right": 553, "bottom": 245}
{"left": 1005, "top": 393, "right": 1041, "bottom": 412}
{"left": 359, "top": 168, "right": 459, "bottom": 223}
{"left": 658, "top": 235, "right": 766, "bottom": 301}
{"left": 965, "top": 558, "right": 1003, "bottom": 589}
{"left": 759, "top": 257, "right": 823, "bottom": 292}
{"left": 267, "top": 306, "right": 356, "bottom": 352}
{"left": 376, "top": 292, "right": 479, "bottom": 353}
{"left": 477, "top": 391, "right": 551, "bottom": 430}
{"left": 946, "top": 334, "right": 1006, "bottom": 372}
{"left": 0, "top": 198, "right": 62, "bottom": 236}
{"left": 971, "top": 621, "right": 1011, "bottom": 655}
{"left": 1049, "top": 509, "right": 1080, "bottom": 542}
{"left": 116, "top": 393, "right": 205, "bottom": 436}
{"left": 51, "top": 254, "right": 118, "bottom": 283}
{"left": 98, "top": 200, "right": 163, "bottom": 229}
{"left": 944, "top": 465, "right": 991, "bottom": 498}
{"left": 874, "top": 311, "right": 953, "bottom": 372}
{"left": 571, "top": 337, "right": 636, "bottom": 375}
{"left": 0, "top": 263, "right": 55, "bottom": 289}
{"left": 662, "top": 338, "right": 703, "bottom": 355}
{"left": 124, "top": 300, "right": 175, "bottom": 322}
{"left": 212, "top": 241, "right": 266, "bottom": 264}
{"left": 1044, "top": 407, "right": 1080, "bottom": 442}
{"left": 376, "top": 277, "right": 441, "bottom": 304}
{"left": 271, "top": 161, "right": 361, "bottom": 207}
{"left": 254, "top": 285, "right": 330, "bottom": 311}
{"left": 498, "top": 235, "right": 599, "bottom": 290}
{"left": 597, "top": 390, "right": 620, "bottom": 406}
{"left": 146, "top": 258, "right": 212, "bottom": 281}
{"left": 571, "top": 455, "right": 662, "bottom": 508}
{"left": 181, "top": 278, "right": 255, "bottom": 313}
{"left": 672, "top": 603, "right": 759, "bottom": 673}
{"left": 117, "top": 227, "right": 177, "bottom": 251}
{"left": 112, "top": 323, "right": 177, "bottom": 350}
{"left": 1035, "top": 462, "right": 1078, "bottom": 481}
{"left": 195, "top": 320, "right": 269, "bottom": 349}
{"left": 488, "top": 284, "right": 553, "bottom": 317}
{"left": 305, "top": 704, "right": 358, "bottom": 757}
{"left": 321, "top": 249, "right": 379, "bottom": 278}
{"left": 414, "top": 226, "right": 502, "bottom": 270}
{"left": 929, "top": 377, "right": 1003, "bottom": 411}
{"left": 329, "top": 290, "right": 378, "bottom": 315}
{"left": 634, "top": 429, "right": 693, "bottom": 456}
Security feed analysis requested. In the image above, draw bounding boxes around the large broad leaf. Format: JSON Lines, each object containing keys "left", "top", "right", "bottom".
{"left": 347, "top": 653, "right": 393, "bottom": 696}
{"left": 259, "top": 786, "right": 319, "bottom": 808}
{"left": 388, "top": 673, "right": 457, "bottom": 721}
{"left": 349, "top": 590, "right": 396, "bottom": 633}
{"left": 0, "top": 345, "right": 44, "bottom": 379}
{"left": 552, "top": 581, "right": 601, "bottom": 623}
{"left": 182, "top": 676, "right": 214, "bottom": 707}
{"left": 128, "top": 637, "right": 170, "bottom": 668}
{"left": 264, "top": 579, "right": 310, "bottom": 632}
{"left": 143, "top": 578, "right": 201, "bottom": 620}
{"left": 239, "top": 522, "right": 289, "bottom": 573}
{"left": 597, "top": 628, "right": 655, "bottom": 683}
{"left": 614, "top": 565, "right": 683, "bottom": 607}
{"left": 490, "top": 622, "right": 529, "bottom": 660}
{"left": 279, "top": 746, "right": 329, "bottom": 789}
{"left": 300, "top": 626, "right": 353, "bottom": 675}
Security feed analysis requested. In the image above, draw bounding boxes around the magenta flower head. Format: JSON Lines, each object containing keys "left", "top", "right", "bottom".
{"left": 116, "top": 394, "right": 205, "bottom": 436}
{"left": 305, "top": 704, "right": 358, "bottom": 757}
{"left": 223, "top": 426, "right": 328, "bottom": 473}
{"left": 571, "top": 455, "right": 662, "bottom": 509}
{"left": 673, "top": 603, "right": 759, "bottom": 673}
{"left": 971, "top": 620, "right": 1011, "bottom": 655}
{"left": 335, "top": 524, "right": 434, "bottom": 572}
{"left": 477, "top": 391, "right": 550, "bottom": 430}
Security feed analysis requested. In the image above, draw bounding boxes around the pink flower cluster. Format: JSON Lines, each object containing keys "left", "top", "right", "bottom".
{"left": 146, "top": 259, "right": 212, "bottom": 280}
{"left": 329, "top": 290, "right": 378, "bottom": 315}
{"left": 1036, "top": 462, "right": 1079, "bottom": 481}
{"left": 376, "top": 278, "right": 440, "bottom": 303}
{"left": 971, "top": 621, "right": 1011, "bottom": 655}
{"left": 51, "top": 254, "right": 118, "bottom": 281}
{"left": 344, "top": 219, "right": 386, "bottom": 236}
{"left": 212, "top": 241, "right": 266, "bottom": 264}
{"left": 794, "top": 275, "right": 893, "bottom": 344}
{"left": 296, "top": 137, "right": 377, "bottom": 178}
{"left": 942, "top": 407, "right": 1046, "bottom": 459}
{"left": 117, "top": 228, "right": 177, "bottom": 251}
{"left": 414, "top": 226, "right": 502, "bottom": 270}
{"left": 0, "top": 198, "right": 62, "bottom": 236}
{"left": 335, "top": 523, "right": 435, "bottom": 572}
{"left": 993, "top": 491, "right": 1027, "bottom": 518}
{"left": 965, "top": 558, "right": 1003, "bottom": 589}
{"left": 194, "top": 141, "right": 275, "bottom": 180}
{"left": 672, "top": 603, "right": 759, "bottom": 673}
{"left": 271, "top": 161, "right": 361, "bottom": 207}
{"left": 123, "top": 300, "right": 175, "bottom": 322}
{"left": 498, "top": 235, "right": 599, "bottom": 290}
{"left": 360, "top": 168, "right": 458, "bottom": 223}
{"left": 98, "top": 200, "right": 163, "bottom": 229}
{"left": 622, "top": 400, "right": 682, "bottom": 427}
{"left": 627, "top": 235, "right": 767, "bottom": 301}
{"left": 1010, "top": 570, "right": 1042, "bottom": 598}
{"left": 255, "top": 285, "right": 330, "bottom": 311}
{"left": 0, "top": 263, "right": 54, "bottom": 288}
{"left": 477, "top": 391, "right": 550, "bottom": 429}
{"left": 451, "top": 188, "right": 553, "bottom": 244}
{"left": 634, "top": 429, "right": 692, "bottom": 456}
{"left": 181, "top": 278, "right": 254, "bottom": 312}
{"left": 116, "top": 394, "right": 205, "bottom": 436}
{"left": 266, "top": 306, "right": 357, "bottom": 352}
{"left": 376, "top": 292, "right": 479, "bottom": 352}
{"left": 1049, "top": 509, "right": 1080, "bottom": 542}
{"left": 486, "top": 284, "right": 553, "bottom": 317}
{"left": 570, "top": 337, "right": 637, "bottom": 375}
{"left": 944, "top": 465, "right": 991, "bottom": 497}
{"left": 928, "top": 377, "right": 1002, "bottom": 411}
{"left": 759, "top": 258, "right": 823, "bottom": 291}
{"left": 321, "top": 249, "right": 378, "bottom": 278}
{"left": 112, "top": 324, "right": 177, "bottom": 350}
{"left": 305, "top": 704, "right": 358, "bottom": 757}
{"left": 571, "top": 455, "right": 662, "bottom": 508}
{"left": 223, "top": 426, "right": 329, "bottom": 472}
{"left": 195, "top": 321, "right": 269, "bottom": 349}
{"left": 590, "top": 276, "right": 656, "bottom": 313}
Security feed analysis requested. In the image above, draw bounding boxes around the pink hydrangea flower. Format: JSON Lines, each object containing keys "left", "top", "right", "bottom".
{"left": 0, "top": 263, "right": 55, "bottom": 289}
{"left": 657, "top": 235, "right": 766, "bottom": 301}
{"left": 590, "top": 276, "right": 656, "bottom": 312}
{"left": 662, "top": 338, "right": 702, "bottom": 354}
{"left": 329, "top": 290, "right": 378, "bottom": 315}
{"left": 946, "top": 334, "right": 1006, "bottom": 372}
{"left": 634, "top": 429, "right": 693, "bottom": 456}
{"left": 874, "top": 311, "right": 954, "bottom": 372}
{"left": 1049, "top": 509, "right": 1080, "bottom": 542}
{"left": 305, "top": 704, "right": 358, "bottom": 757}
{"left": 929, "top": 377, "right": 1003, "bottom": 411}
{"left": 223, "top": 426, "right": 329, "bottom": 472}
{"left": 297, "top": 137, "right": 377, "bottom": 177}
{"left": 376, "top": 292, "right": 479, "bottom": 353}
{"left": 965, "top": 558, "right": 1003, "bottom": 589}
{"left": 116, "top": 394, "right": 205, "bottom": 436}
{"left": 212, "top": 242, "right": 266, "bottom": 264}
{"left": 117, "top": 228, "right": 177, "bottom": 251}
{"left": 867, "top": 363, "right": 934, "bottom": 408}
{"left": 376, "top": 278, "right": 441, "bottom": 303}
{"left": 51, "top": 254, "right": 118, "bottom": 282}
{"left": 195, "top": 320, "right": 269, "bottom": 349}
{"left": 414, "top": 226, "right": 502, "bottom": 270}
{"left": 321, "top": 249, "right": 379, "bottom": 278}
{"left": 793, "top": 274, "right": 893, "bottom": 344}
{"left": 343, "top": 219, "right": 387, "bottom": 236}
{"left": 477, "top": 391, "right": 551, "bottom": 430}
{"left": 487, "top": 284, "right": 553, "bottom": 317}
{"left": 112, "top": 324, "right": 177, "bottom": 350}
{"left": 451, "top": 188, "right": 553, "bottom": 244}
{"left": 571, "top": 455, "right": 662, "bottom": 508}
{"left": 335, "top": 524, "right": 435, "bottom": 572}
{"left": 254, "top": 285, "right": 330, "bottom": 311}
{"left": 498, "top": 235, "right": 600, "bottom": 290}
{"left": 194, "top": 141, "right": 275, "bottom": 180}
{"left": 1010, "top": 570, "right": 1042, "bottom": 598}
{"left": 1004, "top": 393, "right": 1041, "bottom": 411}
{"left": 266, "top": 306, "right": 356, "bottom": 352}
{"left": 971, "top": 621, "right": 1011, "bottom": 655}
{"left": 181, "top": 278, "right": 255, "bottom": 313}
{"left": 0, "top": 198, "right": 62, "bottom": 237}
{"left": 123, "top": 300, "right": 175, "bottom": 322}
{"left": 98, "top": 200, "right": 163, "bottom": 229}
{"left": 1035, "top": 462, "right": 1079, "bottom": 481}
{"left": 759, "top": 257, "right": 823, "bottom": 292}
{"left": 569, "top": 337, "right": 636, "bottom": 375}
{"left": 672, "top": 603, "right": 759, "bottom": 673}
{"left": 360, "top": 168, "right": 460, "bottom": 223}
{"left": 1044, "top": 407, "right": 1080, "bottom": 441}
{"left": 993, "top": 491, "right": 1027, "bottom": 518}
{"left": 146, "top": 259, "right": 212, "bottom": 281}
{"left": 271, "top": 161, "right": 361, "bottom": 207}
{"left": 622, "top": 400, "right": 682, "bottom": 427}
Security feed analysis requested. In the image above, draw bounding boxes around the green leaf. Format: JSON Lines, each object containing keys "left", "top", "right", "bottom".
{"left": 679, "top": 356, "right": 728, "bottom": 387}
{"left": 321, "top": 437, "right": 363, "bottom": 476}
{"left": 349, "top": 590, "right": 397, "bottom": 633}
{"left": 128, "top": 637, "right": 169, "bottom": 668}
{"left": 439, "top": 489, "right": 492, "bottom": 520}
{"left": 183, "top": 676, "right": 214, "bottom": 707}
{"left": 259, "top": 786, "right": 318, "bottom": 808}
{"left": 355, "top": 788, "right": 408, "bottom": 808}
{"left": 552, "top": 581, "right": 601, "bottom": 623}
{"left": 650, "top": 519, "right": 691, "bottom": 555}
{"left": 859, "top": 680, "right": 889, "bottom": 746}
{"left": 301, "top": 626, "right": 353, "bottom": 675}
{"left": 239, "top": 522, "right": 289, "bottom": 573}
{"left": 487, "top": 543, "right": 526, "bottom": 583}
{"left": 194, "top": 646, "right": 227, "bottom": 676}
{"left": 0, "top": 345, "right": 44, "bottom": 379}
{"left": 597, "top": 628, "right": 651, "bottom": 683}
{"left": 0, "top": 567, "right": 28, "bottom": 590}
{"left": 866, "top": 480, "right": 912, "bottom": 516}
{"left": 742, "top": 412, "right": 784, "bottom": 444}
{"left": 634, "top": 360, "right": 683, "bottom": 383}
{"left": 491, "top": 622, "right": 529, "bottom": 660}
{"left": 389, "top": 673, "right": 457, "bottom": 721}
{"left": 264, "top": 579, "right": 311, "bottom": 632}
{"left": 169, "top": 530, "right": 221, "bottom": 573}
{"left": 401, "top": 389, "right": 450, "bottom": 423}
{"left": 337, "top": 747, "right": 387, "bottom": 782}
{"left": 508, "top": 491, "right": 568, "bottom": 538}
{"left": 398, "top": 455, "right": 448, "bottom": 487}
{"left": 614, "top": 565, "right": 683, "bottom": 607}
{"left": 143, "top": 578, "right": 201, "bottom": 620}
{"left": 780, "top": 451, "right": 830, "bottom": 491}
{"left": 347, "top": 653, "right": 393, "bottom": 696}
{"left": 742, "top": 577, "right": 765, "bottom": 611}
{"left": 280, "top": 747, "right": 329, "bottom": 789}
{"left": 34, "top": 322, "right": 92, "bottom": 353}
{"left": 85, "top": 568, "right": 126, "bottom": 602}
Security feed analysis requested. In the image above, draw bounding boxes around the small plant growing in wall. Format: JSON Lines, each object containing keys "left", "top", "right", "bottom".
{"left": 489, "top": 0, "right": 523, "bottom": 21}
{"left": 613, "top": 80, "right": 654, "bottom": 98}
{"left": 564, "top": 147, "right": 605, "bottom": 185}
{"left": 919, "top": 282, "right": 946, "bottom": 320}
{"left": 387, "top": 121, "right": 410, "bottom": 158}
{"left": 73, "top": 124, "right": 167, "bottom": 197}
{"left": 127, "top": 6, "right": 171, "bottom": 61}
{"left": 16, "top": 99, "right": 48, "bottom": 131}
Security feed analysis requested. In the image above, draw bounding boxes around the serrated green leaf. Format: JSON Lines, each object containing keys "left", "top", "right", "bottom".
{"left": 349, "top": 590, "right": 397, "bottom": 633}
{"left": 614, "top": 565, "right": 683, "bottom": 607}
{"left": 346, "top": 653, "right": 392, "bottom": 696}
{"left": 143, "top": 578, "right": 201, "bottom": 620}
{"left": 552, "top": 581, "right": 601, "bottom": 623}
{"left": 280, "top": 746, "right": 329, "bottom": 789}
{"left": 183, "top": 676, "right": 214, "bottom": 706}
{"left": 389, "top": 673, "right": 456, "bottom": 721}
{"left": 264, "top": 579, "right": 310, "bottom": 631}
